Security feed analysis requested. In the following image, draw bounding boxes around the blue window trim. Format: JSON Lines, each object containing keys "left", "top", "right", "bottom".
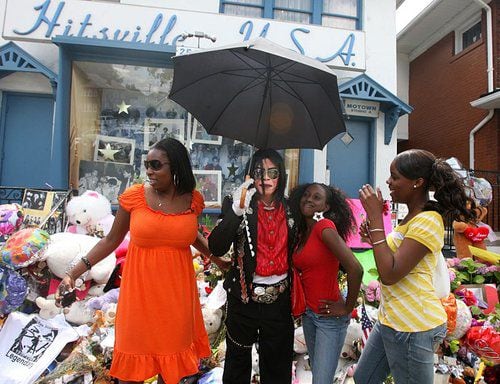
{"left": 221, "top": 0, "right": 363, "bottom": 29}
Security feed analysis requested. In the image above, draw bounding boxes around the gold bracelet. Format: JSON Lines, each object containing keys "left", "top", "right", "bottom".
{"left": 372, "top": 239, "right": 386, "bottom": 246}
{"left": 369, "top": 228, "right": 384, "bottom": 233}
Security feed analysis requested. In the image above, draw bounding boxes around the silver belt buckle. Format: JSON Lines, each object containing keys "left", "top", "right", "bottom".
{"left": 254, "top": 286, "right": 266, "bottom": 296}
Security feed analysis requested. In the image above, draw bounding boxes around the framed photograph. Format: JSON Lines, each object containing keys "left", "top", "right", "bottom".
{"left": 79, "top": 160, "right": 134, "bottom": 204}
{"left": 194, "top": 170, "right": 222, "bottom": 207}
{"left": 94, "top": 135, "right": 135, "bottom": 165}
{"left": 22, "top": 189, "right": 69, "bottom": 233}
{"left": 190, "top": 114, "right": 222, "bottom": 145}
{"left": 144, "top": 118, "right": 185, "bottom": 149}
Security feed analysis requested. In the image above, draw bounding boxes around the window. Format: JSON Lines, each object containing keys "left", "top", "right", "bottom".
{"left": 322, "top": 0, "right": 358, "bottom": 30}
{"left": 274, "top": 0, "right": 313, "bottom": 24}
{"left": 221, "top": 0, "right": 361, "bottom": 29}
{"left": 462, "top": 21, "right": 481, "bottom": 49}
{"left": 223, "top": 0, "right": 264, "bottom": 18}
{"left": 455, "top": 18, "right": 482, "bottom": 54}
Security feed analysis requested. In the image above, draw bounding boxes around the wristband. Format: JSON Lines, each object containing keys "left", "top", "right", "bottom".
{"left": 369, "top": 228, "right": 384, "bottom": 233}
{"left": 81, "top": 256, "right": 92, "bottom": 270}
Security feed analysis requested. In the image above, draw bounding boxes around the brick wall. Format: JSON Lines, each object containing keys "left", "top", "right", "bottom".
{"left": 400, "top": 4, "right": 499, "bottom": 172}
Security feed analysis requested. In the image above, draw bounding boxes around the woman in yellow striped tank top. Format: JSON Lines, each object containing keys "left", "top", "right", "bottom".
{"left": 354, "top": 149, "right": 477, "bottom": 384}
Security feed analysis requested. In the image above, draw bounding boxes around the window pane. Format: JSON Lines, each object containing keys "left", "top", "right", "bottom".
{"left": 224, "top": 4, "right": 263, "bottom": 17}
{"left": 322, "top": 15, "right": 356, "bottom": 30}
{"left": 225, "top": 0, "right": 263, "bottom": 4}
{"left": 323, "top": 0, "right": 357, "bottom": 17}
{"left": 462, "top": 21, "right": 481, "bottom": 50}
{"left": 275, "top": 0, "right": 312, "bottom": 11}
{"left": 69, "top": 61, "right": 184, "bottom": 203}
{"left": 274, "top": 10, "right": 311, "bottom": 24}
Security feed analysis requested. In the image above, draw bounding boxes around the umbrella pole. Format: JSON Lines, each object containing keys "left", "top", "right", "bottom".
{"left": 239, "top": 146, "right": 255, "bottom": 209}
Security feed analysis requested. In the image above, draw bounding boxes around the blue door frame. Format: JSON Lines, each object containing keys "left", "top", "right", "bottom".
{"left": 0, "top": 92, "right": 55, "bottom": 188}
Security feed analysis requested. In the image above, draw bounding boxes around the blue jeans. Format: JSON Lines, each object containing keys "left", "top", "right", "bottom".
{"left": 354, "top": 321, "right": 447, "bottom": 384}
{"left": 302, "top": 308, "right": 350, "bottom": 384}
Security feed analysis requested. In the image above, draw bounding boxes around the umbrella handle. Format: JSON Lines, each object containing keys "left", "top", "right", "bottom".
{"left": 239, "top": 175, "right": 251, "bottom": 209}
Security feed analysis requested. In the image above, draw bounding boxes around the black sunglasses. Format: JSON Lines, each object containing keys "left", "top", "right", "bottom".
{"left": 253, "top": 167, "right": 279, "bottom": 180}
{"left": 143, "top": 160, "right": 170, "bottom": 171}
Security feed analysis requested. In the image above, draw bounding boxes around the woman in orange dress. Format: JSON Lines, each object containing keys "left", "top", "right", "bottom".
{"left": 57, "top": 138, "right": 211, "bottom": 384}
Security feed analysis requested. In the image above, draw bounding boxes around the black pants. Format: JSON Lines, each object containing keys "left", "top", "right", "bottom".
{"left": 223, "top": 290, "right": 294, "bottom": 384}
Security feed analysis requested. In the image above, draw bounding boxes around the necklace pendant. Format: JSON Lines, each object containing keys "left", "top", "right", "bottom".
{"left": 158, "top": 202, "right": 162, "bottom": 207}
{"left": 263, "top": 206, "right": 275, "bottom": 211}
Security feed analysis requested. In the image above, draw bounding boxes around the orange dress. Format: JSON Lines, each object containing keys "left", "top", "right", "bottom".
{"left": 109, "top": 184, "right": 210, "bottom": 383}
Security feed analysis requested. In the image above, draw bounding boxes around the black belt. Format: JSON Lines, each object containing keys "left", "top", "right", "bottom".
{"left": 251, "top": 278, "right": 288, "bottom": 304}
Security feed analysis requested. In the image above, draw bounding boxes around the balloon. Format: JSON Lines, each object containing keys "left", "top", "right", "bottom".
{"left": 466, "top": 177, "right": 492, "bottom": 206}
{"left": 0, "top": 203, "right": 24, "bottom": 236}
{"left": 446, "top": 299, "right": 472, "bottom": 340}
{"left": 0, "top": 227, "right": 50, "bottom": 269}
{"left": 0, "top": 265, "right": 28, "bottom": 315}
{"left": 465, "top": 326, "right": 500, "bottom": 364}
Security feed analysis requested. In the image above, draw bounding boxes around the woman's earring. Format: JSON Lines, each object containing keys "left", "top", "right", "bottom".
{"left": 413, "top": 185, "right": 417, "bottom": 189}
{"left": 313, "top": 211, "right": 325, "bottom": 222}
{"left": 173, "top": 174, "right": 178, "bottom": 185}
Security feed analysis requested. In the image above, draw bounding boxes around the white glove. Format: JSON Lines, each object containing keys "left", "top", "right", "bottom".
{"left": 232, "top": 178, "right": 256, "bottom": 216}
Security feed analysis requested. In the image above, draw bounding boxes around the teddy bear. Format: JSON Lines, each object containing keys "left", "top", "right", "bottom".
{"left": 251, "top": 343, "right": 260, "bottom": 380}
{"left": 453, "top": 203, "right": 489, "bottom": 259}
{"left": 35, "top": 296, "right": 95, "bottom": 325}
{"left": 39, "top": 232, "right": 116, "bottom": 306}
{"left": 87, "top": 287, "right": 120, "bottom": 312}
{"left": 0, "top": 203, "right": 24, "bottom": 238}
{"left": 294, "top": 326, "right": 307, "bottom": 354}
{"left": 294, "top": 353, "right": 312, "bottom": 383}
{"left": 340, "top": 320, "right": 363, "bottom": 360}
{"left": 42, "top": 232, "right": 116, "bottom": 285}
{"left": 202, "top": 306, "right": 223, "bottom": 346}
{"left": 66, "top": 190, "right": 115, "bottom": 237}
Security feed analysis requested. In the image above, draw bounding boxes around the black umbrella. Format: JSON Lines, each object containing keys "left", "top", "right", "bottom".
{"left": 169, "top": 38, "right": 346, "bottom": 150}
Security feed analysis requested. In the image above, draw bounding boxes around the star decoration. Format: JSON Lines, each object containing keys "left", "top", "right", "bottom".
{"left": 98, "top": 144, "right": 120, "bottom": 161}
{"left": 117, "top": 100, "right": 131, "bottom": 114}
{"left": 227, "top": 163, "right": 239, "bottom": 177}
{"left": 313, "top": 211, "right": 325, "bottom": 222}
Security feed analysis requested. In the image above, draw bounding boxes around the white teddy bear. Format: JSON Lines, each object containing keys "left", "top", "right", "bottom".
{"left": 35, "top": 296, "right": 94, "bottom": 325}
{"left": 42, "top": 232, "right": 116, "bottom": 285}
{"left": 340, "top": 320, "right": 362, "bottom": 360}
{"left": 201, "top": 306, "right": 223, "bottom": 346}
{"left": 66, "top": 190, "right": 115, "bottom": 237}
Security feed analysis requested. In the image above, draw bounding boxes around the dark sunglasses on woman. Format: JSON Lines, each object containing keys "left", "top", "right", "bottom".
{"left": 144, "top": 160, "right": 169, "bottom": 171}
